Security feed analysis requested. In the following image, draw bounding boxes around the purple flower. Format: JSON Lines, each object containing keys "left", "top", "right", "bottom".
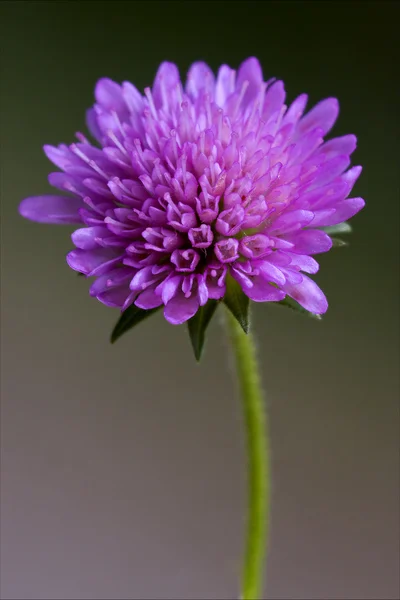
{"left": 19, "top": 57, "right": 365, "bottom": 325}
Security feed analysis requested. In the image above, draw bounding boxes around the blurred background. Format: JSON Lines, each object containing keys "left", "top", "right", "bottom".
{"left": 1, "top": 1, "right": 399, "bottom": 599}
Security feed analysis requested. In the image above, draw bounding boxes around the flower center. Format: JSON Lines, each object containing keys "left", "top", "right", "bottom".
{"left": 214, "top": 238, "right": 240, "bottom": 263}
{"left": 188, "top": 224, "right": 214, "bottom": 248}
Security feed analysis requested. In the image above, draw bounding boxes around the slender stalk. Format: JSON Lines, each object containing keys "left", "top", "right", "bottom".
{"left": 225, "top": 309, "right": 269, "bottom": 600}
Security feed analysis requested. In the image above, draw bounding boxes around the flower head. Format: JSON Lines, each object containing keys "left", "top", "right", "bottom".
{"left": 20, "top": 58, "right": 364, "bottom": 327}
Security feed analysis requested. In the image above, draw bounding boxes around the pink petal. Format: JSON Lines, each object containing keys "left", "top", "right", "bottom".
{"left": 90, "top": 274, "right": 111, "bottom": 296}
{"left": 288, "top": 127, "right": 324, "bottom": 164}
{"left": 341, "top": 166, "right": 362, "bottom": 192}
{"left": 282, "top": 94, "right": 308, "bottom": 126}
{"left": 241, "top": 275, "right": 286, "bottom": 302}
{"left": 158, "top": 275, "right": 182, "bottom": 305}
{"left": 230, "top": 265, "right": 253, "bottom": 290}
{"left": 262, "top": 81, "right": 286, "bottom": 122}
{"left": 316, "top": 198, "right": 365, "bottom": 226}
{"left": 152, "top": 62, "right": 181, "bottom": 110}
{"left": 309, "top": 208, "right": 337, "bottom": 227}
{"left": 215, "top": 65, "right": 236, "bottom": 107}
{"left": 319, "top": 134, "right": 357, "bottom": 158}
{"left": 283, "top": 252, "right": 320, "bottom": 274}
{"left": 236, "top": 57, "right": 264, "bottom": 108}
{"left": 297, "top": 180, "right": 349, "bottom": 210}
{"left": 208, "top": 284, "right": 225, "bottom": 300}
{"left": 197, "top": 275, "right": 209, "bottom": 306}
{"left": 89, "top": 268, "right": 133, "bottom": 297}
{"left": 135, "top": 286, "right": 163, "bottom": 310}
{"left": 48, "top": 172, "right": 86, "bottom": 197}
{"left": 164, "top": 292, "right": 199, "bottom": 325}
{"left": 265, "top": 251, "right": 292, "bottom": 267}
{"left": 94, "top": 78, "right": 125, "bottom": 113}
{"left": 122, "top": 81, "right": 144, "bottom": 114}
{"left": 85, "top": 108, "right": 103, "bottom": 143}
{"left": 129, "top": 266, "right": 154, "bottom": 291}
{"left": 268, "top": 209, "right": 314, "bottom": 235}
{"left": 283, "top": 229, "right": 333, "bottom": 254}
{"left": 297, "top": 98, "right": 339, "bottom": 137}
{"left": 282, "top": 274, "right": 328, "bottom": 314}
{"left": 279, "top": 268, "right": 303, "bottom": 284}
{"left": 43, "top": 144, "right": 74, "bottom": 170}
{"left": 66, "top": 248, "right": 121, "bottom": 276}
{"left": 205, "top": 267, "right": 227, "bottom": 299}
{"left": 122, "top": 292, "right": 137, "bottom": 311}
{"left": 186, "top": 62, "right": 215, "bottom": 100}
{"left": 71, "top": 226, "right": 109, "bottom": 249}
{"left": 19, "top": 195, "right": 84, "bottom": 224}
{"left": 309, "top": 155, "right": 350, "bottom": 188}
{"left": 256, "top": 260, "right": 286, "bottom": 286}
{"left": 97, "top": 285, "right": 130, "bottom": 308}
{"left": 106, "top": 267, "right": 135, "bottom": 287}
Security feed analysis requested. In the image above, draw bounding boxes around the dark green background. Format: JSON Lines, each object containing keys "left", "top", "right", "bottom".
{"left": 1, "top": 1, "right": 399, "bottom": 598}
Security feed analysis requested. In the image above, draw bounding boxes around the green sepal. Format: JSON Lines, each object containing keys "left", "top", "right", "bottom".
{"left": 110, "top": 304, "right": 161, "bottom": 343}
{"left": 187, "top": 300, "right": 219, "bottom": 361}
{"left": 223, "top": 274, "right": 250, "bottom": 334}
{"left": 275, "top": 296, "right": 322, "bottom": 320}
{"left": 330, "top": 237, "right": 349, "bottom": 248}
{"left": 321, "top": 222, "right": 352, "bottom": 235}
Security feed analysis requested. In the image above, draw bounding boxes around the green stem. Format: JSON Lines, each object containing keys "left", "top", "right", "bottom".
{"left": 225, "top": 309, "right": 269, "bottom": 600}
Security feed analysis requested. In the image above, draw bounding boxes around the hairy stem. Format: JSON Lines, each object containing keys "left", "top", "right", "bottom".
{"left": 225, "top": 309, "right": 269, "bottom": 600}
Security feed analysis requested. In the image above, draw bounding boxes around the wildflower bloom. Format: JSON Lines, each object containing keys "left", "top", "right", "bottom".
{"left": 19, "top": 57, "right": 364, "bottom": 325}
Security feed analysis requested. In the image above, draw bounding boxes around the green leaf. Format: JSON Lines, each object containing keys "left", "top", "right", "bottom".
{"left": 223, "top": 274, "right": 250, "bottom": 333}
{"left": 321, "top": 222, "right": 352, "bottom": 235}
{"left": 275, "top": 296, "right": 322, "bottom": 320}
{"left": 187, "top": 300, "right": 219, "bottom": 361}
{"left": 110, "top": 304, "right": 161, "bottom": 343}
{"left": 331, "top": 237, "right": 349, "bottom": 248}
